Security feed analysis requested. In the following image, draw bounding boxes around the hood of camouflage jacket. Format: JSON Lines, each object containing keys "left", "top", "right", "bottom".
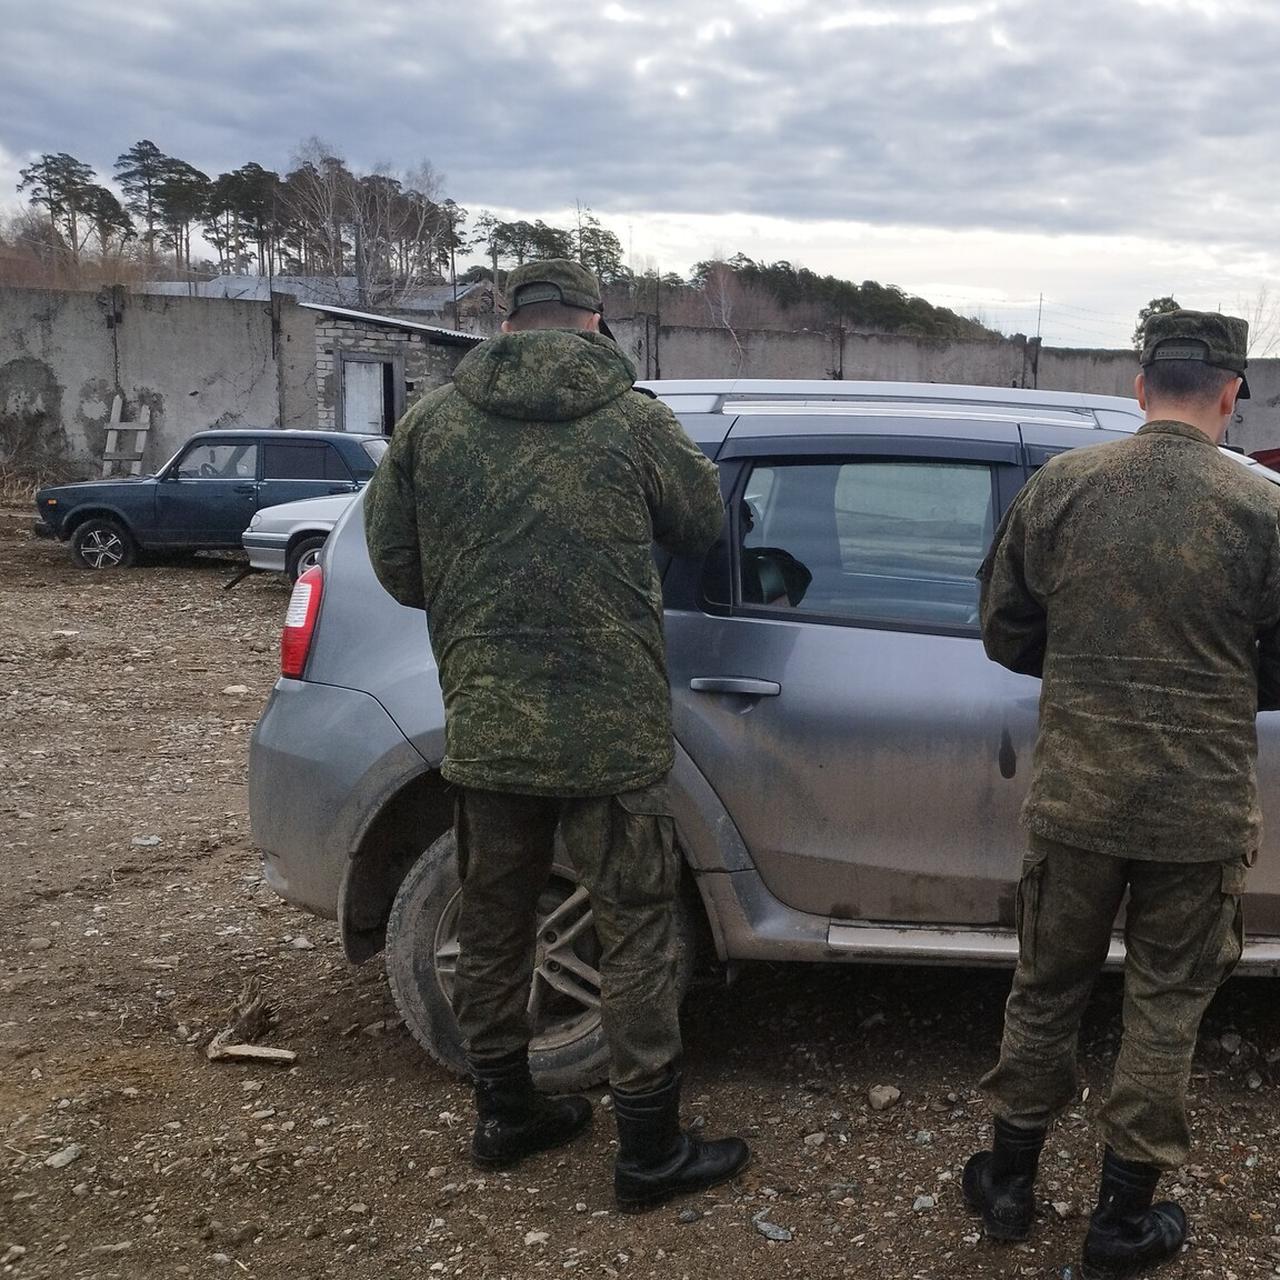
{"left": 452, "top": 329, "right": 637, "bottom": 423}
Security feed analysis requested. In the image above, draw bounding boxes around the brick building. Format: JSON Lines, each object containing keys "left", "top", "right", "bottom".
{"left": 303, "top": 303, "right": 483, "bottom": 433}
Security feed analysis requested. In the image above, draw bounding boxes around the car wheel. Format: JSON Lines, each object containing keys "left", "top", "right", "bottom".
{"left": 385, "top": 829, "right": 695, "bottom": 1092}
{"left": 70, "top": 518, "right": 137, "bottom": 570}
{"left": 286, "top": 534, "right": 327, "bottom": 583}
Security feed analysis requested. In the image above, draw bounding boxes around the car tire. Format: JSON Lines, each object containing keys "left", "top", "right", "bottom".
{"left": 70, "top": 518, "right": 137, "bottom": 570}
{"left": 286, "top": 534, "right": 327, "bottom": 583}
{"left": 385, "top": 828, "right": 696, "bottom": 1093}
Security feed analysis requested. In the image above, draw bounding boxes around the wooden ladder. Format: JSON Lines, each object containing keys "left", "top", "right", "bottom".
{"left": 102, "top": 395, "right": 151, "bottom": 477}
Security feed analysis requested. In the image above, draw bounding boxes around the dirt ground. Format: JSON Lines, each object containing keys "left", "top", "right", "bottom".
{"left": 3, "top": 509, "right": 1280, "bottom": 1280}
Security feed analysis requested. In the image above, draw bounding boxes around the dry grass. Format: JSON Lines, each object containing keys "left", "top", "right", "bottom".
{"left": 0, "top": 411, "right": 84, "bottom": 504}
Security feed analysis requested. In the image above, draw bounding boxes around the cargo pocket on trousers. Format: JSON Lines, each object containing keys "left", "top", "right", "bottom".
{"left": 613, "top": 782, "right": 678, "bottom": 905}
{"left": 1015, "top": 849, "right": 1049, "bottom": 971}
{"left": 1194, "top": 859, "right": 1247, "bottom": 984}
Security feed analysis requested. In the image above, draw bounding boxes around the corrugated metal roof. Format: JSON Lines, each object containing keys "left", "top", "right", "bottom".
{"left": 298, "top": 302, "right": 483, "bottom": 344}
{"left": 137, "top": 276, "right": 486, "bottom": 312}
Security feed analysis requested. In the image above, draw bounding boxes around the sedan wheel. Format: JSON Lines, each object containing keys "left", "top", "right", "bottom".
{"left": 70, "top": 518, "right": 137, "bottom": 570}
{"left": 286, "top": 534, "right": 328, "bottom": 583}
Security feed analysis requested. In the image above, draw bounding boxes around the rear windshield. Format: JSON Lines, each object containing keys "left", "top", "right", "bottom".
{"left": 362, "top": 439, "right": 389, "bottom": 466}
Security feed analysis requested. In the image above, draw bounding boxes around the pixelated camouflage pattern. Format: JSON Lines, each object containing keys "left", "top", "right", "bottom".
{"left": 1140, "top": 308, "right": 1249, "bottom": 375}
{"left": 363, "top": 328, "right": 723, "bottom": 797}
{"left": 980, "top": 419, "right": 1280, "bottom": 862}
{"left": 505, "top": 257, "right": 602, "bottom": 315}
{"left": 453, "top": 783, "right": 682, "bottom": 1092}
{"left": 982, "top": 835, "right": 1246, "bottom": 1168}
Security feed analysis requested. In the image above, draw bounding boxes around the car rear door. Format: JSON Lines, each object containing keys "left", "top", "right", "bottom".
{"left": 258, "top": 439, "right": 360, "bottom": 512}
{"left": 664, "top": 413, "right": 1039, "bottom": 928}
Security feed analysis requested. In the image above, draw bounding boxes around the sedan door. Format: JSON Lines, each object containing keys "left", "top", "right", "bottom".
{"left": 664, "top": 416, "right": 1038, "bottom": 929}
{"left": 154, "top": 439, "right": 260, "bottom": 546}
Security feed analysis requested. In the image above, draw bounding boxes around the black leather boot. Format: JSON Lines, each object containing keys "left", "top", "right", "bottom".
{"left": 961, "top": 1116, "right": 1047, "bottom": 1241}
{"left": 611, "top": 1071, "right": 750, "bottom": 1213}
{"left": 1080, "top": 1147, "right": 1186, "bottom": 1280}
{"left": 469, "top": 1049, "right": 591, "bottom": 1169}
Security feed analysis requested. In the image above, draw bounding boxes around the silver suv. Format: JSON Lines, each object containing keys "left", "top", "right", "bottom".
{"left": 249, "top": 379, "right": 1280, "bottom": 1090}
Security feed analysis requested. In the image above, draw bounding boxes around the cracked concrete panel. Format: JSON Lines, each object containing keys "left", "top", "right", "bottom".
{"left": 115, "top": 293, "right": 282, "bottom": 458}
{"left": 0, "top": 355, "right": 70, "bottom": 472}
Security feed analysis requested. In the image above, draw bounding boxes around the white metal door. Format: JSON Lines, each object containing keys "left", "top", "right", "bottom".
{"left": 343, "top": 361, "right": 385, "bottom": 432}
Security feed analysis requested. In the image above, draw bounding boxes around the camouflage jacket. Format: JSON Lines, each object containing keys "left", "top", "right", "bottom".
{"left": 980, "top": 420, "right": 1280, "bottom": 862}
{"left": 363, "top": 329, "right": 723, "bottom": 797}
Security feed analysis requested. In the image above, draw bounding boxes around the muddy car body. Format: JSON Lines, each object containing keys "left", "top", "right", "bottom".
{"left": 249, "top": 379, "right": 1280, "bottom": 1089}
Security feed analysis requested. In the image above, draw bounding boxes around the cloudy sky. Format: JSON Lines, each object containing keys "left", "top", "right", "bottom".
{"left": 3, "top": 0, "right": 1278, "bottom": 347}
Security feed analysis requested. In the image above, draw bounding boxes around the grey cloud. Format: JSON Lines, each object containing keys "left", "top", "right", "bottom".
{"left": 2, "top": 0, "right": 1279, "bottom": 252}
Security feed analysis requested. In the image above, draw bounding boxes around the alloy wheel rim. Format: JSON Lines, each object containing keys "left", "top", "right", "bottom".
{"left": 434, "top": 867, "right": 602, "bottom": 1053}
{"left": 82, "top": 530, "right": 124, "bottom": 568}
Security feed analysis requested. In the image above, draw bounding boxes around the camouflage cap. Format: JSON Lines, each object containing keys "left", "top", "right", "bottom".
{"left": 1140, "top": 309, "right": 1251, "bottom": 399}
{"left": 505, "top": 258, "right": 602, "bottom": 316}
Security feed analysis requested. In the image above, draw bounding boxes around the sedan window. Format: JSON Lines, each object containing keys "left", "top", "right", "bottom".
{"left": 362, "top": 438, "right": 389, "bottom": 466}
{"left": 175, "top": 442, "right": 258, "bottom": 479}
{"left": 715, "top": 459, "right": 996, "bottom": 632}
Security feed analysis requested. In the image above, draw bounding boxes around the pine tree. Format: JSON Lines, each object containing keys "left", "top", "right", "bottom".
{"left": 114, "top": 140, "right": 172, "bottom": 260}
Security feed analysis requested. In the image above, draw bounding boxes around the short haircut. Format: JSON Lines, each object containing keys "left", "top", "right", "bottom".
{"left": 1144, "top": 359, "right": 1237, "bottom": 404}
{"left": 505, "top": 300, "right": 594, "bottom": 331}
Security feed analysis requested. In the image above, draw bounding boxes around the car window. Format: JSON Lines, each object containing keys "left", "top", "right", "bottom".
{"left": 175, "top": 442, "right": 258, "bottom": 479}
{"left": 323, "top": 447, "right": 354, "bottom": 481}
{"left": 263, "top": 442, "right": 352, "bottom": 482}
{"left": 717, "top": 459, "right": 996, "bottom": 632}
{"left": 362, "top": 438, "right": 389, "bottom": 466}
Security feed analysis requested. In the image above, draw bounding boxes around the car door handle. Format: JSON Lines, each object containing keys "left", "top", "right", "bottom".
{"left": 689, "top": 677, "right": 781, "bottom": 696}
{"left": 234, "top": 484, "right": 256, "bottom": 495}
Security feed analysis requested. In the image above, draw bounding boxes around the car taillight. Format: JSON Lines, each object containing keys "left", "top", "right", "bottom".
{"left": 281, "top": 566, "right": 323, "bottom": 678}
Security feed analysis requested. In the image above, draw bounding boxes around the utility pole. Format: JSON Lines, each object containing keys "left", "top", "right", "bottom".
{"left": 654, "top": 269, "right": 662, "bottom": 380}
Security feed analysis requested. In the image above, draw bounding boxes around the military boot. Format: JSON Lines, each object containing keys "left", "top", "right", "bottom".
{"left": 1079, "top": 1148, "right": 1186, "bottom": 1280}
{"left": 611, "top": 1071, "right": 750, "bottom": 1213}
{"left": 961, "top": 1116, "right": 1047, "bottom": 1241}
{"left": 469, "top": 1049, "right": 592, "bottom": 1169}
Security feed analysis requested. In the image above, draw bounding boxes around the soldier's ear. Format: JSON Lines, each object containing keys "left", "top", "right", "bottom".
{"left": 500, "top": 319, "right": 514, "bottom": 334}
{"left": 1220, "top": 376, "right": 1243, "bottom": 418}
{"left": 1134, "top": 371, "right": 1148, "bottom": 411}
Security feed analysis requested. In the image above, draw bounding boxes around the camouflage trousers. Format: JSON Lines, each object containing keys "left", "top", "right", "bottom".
{"left": 451, "top": 780, "right": 683, "bottom": 1092}
{"left": 982, "top": 835, "right": 1248, "bottom": 1168}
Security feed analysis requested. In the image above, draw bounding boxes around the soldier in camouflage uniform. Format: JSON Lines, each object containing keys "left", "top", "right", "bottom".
{"left": 963, "top": 311, "right": 1280, "bottom": 1278}
{"left": 363, "top": 259, "right": 749, "bottom": 1211}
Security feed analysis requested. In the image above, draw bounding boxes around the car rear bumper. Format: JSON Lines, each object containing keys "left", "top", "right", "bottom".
{"left": 242, "top": 532, "right": 289, "bottom": 574}
{"left": 249, "top": 678, "right": 430, "bottom": 918}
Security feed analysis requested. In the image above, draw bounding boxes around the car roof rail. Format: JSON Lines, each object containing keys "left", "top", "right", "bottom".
{"left": 639, "top": 377, "right": 1143, "bottom": 418}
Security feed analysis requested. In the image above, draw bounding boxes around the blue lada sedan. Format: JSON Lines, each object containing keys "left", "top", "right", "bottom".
{"left": 34, "top": 429, "right": 387, "bottom": 569}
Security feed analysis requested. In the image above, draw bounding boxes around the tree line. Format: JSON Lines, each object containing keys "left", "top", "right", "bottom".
{"left": 12, "top": 139, "right": 469, "bottom": 306}
{"left": 4, "top": 138, "right": 992, "bottom": 338}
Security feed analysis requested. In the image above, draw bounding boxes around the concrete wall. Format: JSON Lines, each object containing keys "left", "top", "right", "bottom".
{"left": 6, "top": 285, "right": 1280, "bottom": 476}
{"left": 278, "top": 299, "right": 318, "bottom": 431}
{"left": 612, "top": 320, "right": 1280, "bottom": 454}
{"left": 0, "top": 286, "right": 317, "bottom": 477}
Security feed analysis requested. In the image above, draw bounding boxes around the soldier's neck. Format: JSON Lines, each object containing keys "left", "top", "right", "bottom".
{"left": 1145, "top": 406, "right": 1229, "bottom": 445}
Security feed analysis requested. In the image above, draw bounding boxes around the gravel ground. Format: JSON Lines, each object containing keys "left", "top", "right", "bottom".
{"left": 3, "top": 508, "right": 1280, "bottom": 1280}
